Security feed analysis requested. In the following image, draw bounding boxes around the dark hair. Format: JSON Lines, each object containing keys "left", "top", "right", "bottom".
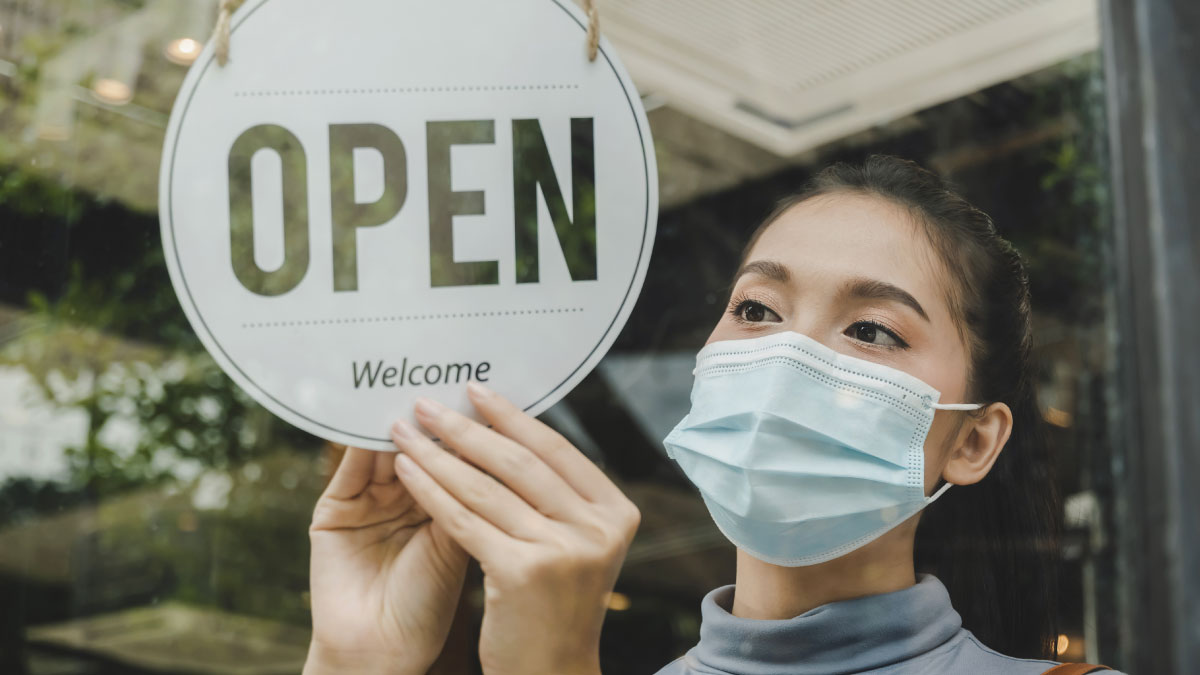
{"left": 742, "top": 155, "right": 1060, "bottom": 659}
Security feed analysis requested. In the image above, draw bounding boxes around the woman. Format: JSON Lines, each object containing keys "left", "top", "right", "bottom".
{"left": 301, "top": 156, "right": 1118, "bottom": 675}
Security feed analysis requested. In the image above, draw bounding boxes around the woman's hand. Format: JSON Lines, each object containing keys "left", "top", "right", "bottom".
{"left": 304, "top": 445, "right": 470, "bottom": 675}
{"left": 390, "top": 383, "right": 641, "bottom": 675}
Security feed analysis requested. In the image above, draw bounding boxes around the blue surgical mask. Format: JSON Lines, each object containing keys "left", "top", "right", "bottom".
{"left": 663, "top": 330, "right": 981, "bottom": 566}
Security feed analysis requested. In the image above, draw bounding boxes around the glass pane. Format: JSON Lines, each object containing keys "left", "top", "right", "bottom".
{"left": 0, "top": 1, "right": 1121, "bottom": 673}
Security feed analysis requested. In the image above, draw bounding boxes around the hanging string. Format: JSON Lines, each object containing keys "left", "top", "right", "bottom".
{"left": 212, "top": 0, "right": 246, "bottom": 67}
{"left": 584, "top": 0, "right": 600, "bottom": 61}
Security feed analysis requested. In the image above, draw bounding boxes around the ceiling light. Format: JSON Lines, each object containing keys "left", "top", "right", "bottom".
{"left": 1056, "top": 634, "right": 1070, "bottom": 656}
{"left": 92, "top": 78, "right": 133, "bottom": 105}
{"left": 91, "top": 26, "right": 144, "bottom": 107}
{"left": 606, "top": 591, "right": 631, "bottom": 611}
{"left": 166, "top": 38, "right": 202, "bottom": 66}
{"left": 1044, "top": 407, "right": 1073, "bottom": 428}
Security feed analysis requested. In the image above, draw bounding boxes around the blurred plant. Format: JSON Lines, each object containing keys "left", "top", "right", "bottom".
{"left": 0, "top": 161, "right": 316, "bottom": 507}
{"left": 1024, "top": 52, "right": 1112, "bottom": 324}
{"left": 0, "top": 173, "right": 322, "bottom": 628}
{"left": 21, "top": 353, "right": 276, "bottom": 497}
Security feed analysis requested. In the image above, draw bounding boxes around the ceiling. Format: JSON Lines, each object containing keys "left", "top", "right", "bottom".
{"left": 0, "top": 0, "right": 1099, "bottom": 213}
{"left": 596, "top": 0, "right": 1099, "bottom": 155}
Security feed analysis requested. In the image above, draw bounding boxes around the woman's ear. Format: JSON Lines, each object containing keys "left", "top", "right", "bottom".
{"left": 943, "top": 402, "right": 1013, "bottom": 486}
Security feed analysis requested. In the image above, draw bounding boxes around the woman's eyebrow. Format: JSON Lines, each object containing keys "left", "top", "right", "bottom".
{"left": 841, "top": 277, "right": 930, "bottom": 322}
{"left": 735, "top": 259, "right": 790, "bottom": 284}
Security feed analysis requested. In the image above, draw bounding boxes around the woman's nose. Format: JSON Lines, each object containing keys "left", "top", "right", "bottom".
{"left": 779, "top": 313, "right": 840, "bottom": 353}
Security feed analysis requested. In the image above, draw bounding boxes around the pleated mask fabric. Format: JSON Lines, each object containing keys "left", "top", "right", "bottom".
{"left": 663, "top": 331, "right": 976, "bottom": 566}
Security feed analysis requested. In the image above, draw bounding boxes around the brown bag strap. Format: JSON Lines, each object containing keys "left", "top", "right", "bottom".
{"left": 1041, "top": 664, "right": 1111, "bottom": 675}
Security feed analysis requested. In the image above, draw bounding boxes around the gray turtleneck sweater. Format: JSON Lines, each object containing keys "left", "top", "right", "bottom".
{"left": 654, "top": 575, "right": 1123, "bottom": 675}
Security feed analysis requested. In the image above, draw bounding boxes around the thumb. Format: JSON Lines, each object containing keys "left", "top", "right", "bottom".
{"left": 428, "top": 519, "right": 470, "bottom": 575}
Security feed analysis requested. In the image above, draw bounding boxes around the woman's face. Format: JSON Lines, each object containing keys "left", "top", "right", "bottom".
{"left": 706, "top": 192, "right": 972, "bottom": 492}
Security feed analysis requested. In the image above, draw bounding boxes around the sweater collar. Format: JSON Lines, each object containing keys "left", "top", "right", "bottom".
{"left": 686, "top": 574, "right": 962, "bottom": 675}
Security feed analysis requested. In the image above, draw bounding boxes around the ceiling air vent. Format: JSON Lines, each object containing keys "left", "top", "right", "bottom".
{"left": 596, "top": 0, "right": 1098, "bottom": 155}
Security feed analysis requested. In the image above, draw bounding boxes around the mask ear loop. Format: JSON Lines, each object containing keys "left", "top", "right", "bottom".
{"left": 921, "top": 393, "right": 984, "bottom": 411}
{"left": 923, "top": 402, "right": 983, "bottom": 502}
{"left": 927, "top": 481, "right": 954, "bottom": 503}
{"left": 930, "top": 402, "right": 984, "bottom": 410}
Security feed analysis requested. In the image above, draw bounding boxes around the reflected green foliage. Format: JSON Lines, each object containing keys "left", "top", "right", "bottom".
{"left": 0, "top": 21, "right": 1121, "bottom": 670}
{"left": 1, "top": 233, "right": 310, "bottom": 498}
{"left": 1003, "top": 53, "right": 1111, "bottom": 322}
{"left": 22, "top": 352, "right": 273, "bottom": 498}
{"left": 85, "top": 450, "right": 322, "bottom": 624}
{"left": 0, "top": 170, "right": 84, "bottom": 223}
{"left": 0, "top": 162, "right": 321, "bottom": 639}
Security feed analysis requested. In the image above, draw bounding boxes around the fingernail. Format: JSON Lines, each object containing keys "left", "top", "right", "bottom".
{"left": 395, "top": 453, "right": 415, "bottom": 474}
{"left": 392, "top": 419, "right": 416, "bottom": 439}
{"left": 466, "top": 381, "right": 492, "bottom": 399}
{"left": 414, "top": 397, "right": 445, "bottom": 419}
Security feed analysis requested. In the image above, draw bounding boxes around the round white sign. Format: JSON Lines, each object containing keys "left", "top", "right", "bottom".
{"left": 159, "top": 0, "right": 657, "bottom": 450}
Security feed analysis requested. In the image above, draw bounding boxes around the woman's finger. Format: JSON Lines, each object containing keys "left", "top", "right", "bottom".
{"left": 466, "top": 383, "right": 625, "bottom": 505}
{"left": 371, "top": 448, "right": 398, "bottom": 485}
{"left": 392, "top": 450, "right": 507, "bottom": 563}
{"left": 411, "top": 397, "right": 590, "bottom": 522}
{"left": 392, "top": 419, "right": 547, "bottom": 540}
{"left": 321, "top": 445, "right": 377, "bottom": 500}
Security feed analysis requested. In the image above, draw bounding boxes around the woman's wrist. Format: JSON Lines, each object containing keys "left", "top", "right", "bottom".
{"left": 551, "top": 652, "right": 604, "bottom": 675}
{"left": 562, "top": 661, "right": 603, "bottom": 675}
{"left": 481, "top": 650, "right": 602, "bottom": 675}
{"left": 302, "top": 640, "right": 431, "bottom": 675}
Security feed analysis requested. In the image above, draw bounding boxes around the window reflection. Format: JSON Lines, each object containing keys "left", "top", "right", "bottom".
{"left": 0, "top": 2, "right": 1116, "bottom": 673}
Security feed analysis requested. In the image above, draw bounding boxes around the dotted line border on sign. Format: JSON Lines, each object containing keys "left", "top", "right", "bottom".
{"left": 233, "top": 84, "right": 581, "bottom": 97}
{"left": 242, "top": 307, "right": 584, "bottom": 329}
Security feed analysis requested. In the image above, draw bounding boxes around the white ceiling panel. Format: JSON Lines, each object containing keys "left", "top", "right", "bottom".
{"left": 594, "top": 0, "right": 1099, "bottom": 155}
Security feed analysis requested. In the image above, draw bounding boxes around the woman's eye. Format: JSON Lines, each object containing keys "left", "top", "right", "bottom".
{"left": 847, "top": 321, "right": 904, "bottom": 347}
{"left": 735, "top": 300, "right": 782, "bottom": 323}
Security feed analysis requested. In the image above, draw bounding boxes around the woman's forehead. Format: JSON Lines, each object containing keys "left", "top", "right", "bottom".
{"left": 745, "top": 193, "right": 951, "bottom": 314}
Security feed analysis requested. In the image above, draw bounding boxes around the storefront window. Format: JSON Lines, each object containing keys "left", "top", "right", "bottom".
{"left": 0, "top": 1, "right": 1137, "bottom": 673}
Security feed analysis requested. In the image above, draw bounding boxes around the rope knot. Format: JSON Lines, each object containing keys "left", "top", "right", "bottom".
{"left": 213, "top": 0, "right": 247, "bottom": 66}
{"left": 584, "top": 0, "right": 600, "bottom": 61}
